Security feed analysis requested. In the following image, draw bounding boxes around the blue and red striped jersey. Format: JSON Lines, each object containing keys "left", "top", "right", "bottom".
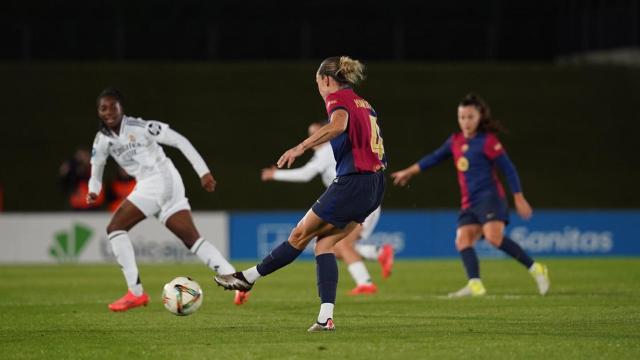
{"left": 418, "top": 132, "right": 522, "bottom": 209}
{"left": 325, "top": 88, "right": 387, "bottom": 176}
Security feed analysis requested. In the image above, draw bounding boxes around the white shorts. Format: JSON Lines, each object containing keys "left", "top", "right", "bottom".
{"left": 127, "top": 160, "right": 191, "bottom": 224}
{"left": 360, "top": 206, "right": 381, "bottom": 240}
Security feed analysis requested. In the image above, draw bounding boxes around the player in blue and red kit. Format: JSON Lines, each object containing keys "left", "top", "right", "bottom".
{"left": 214, "top": 56, "right": 386, "bottom": 331}
{"left": 392, "top": 94, "right": 549, "bottom": 297}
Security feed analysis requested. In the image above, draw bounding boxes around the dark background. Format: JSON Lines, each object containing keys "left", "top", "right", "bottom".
{"left": 2, "top": 0, "right": 639, "bottom": 61}
{"left": 1, "top": 0, "right": 638, "bottom": 211}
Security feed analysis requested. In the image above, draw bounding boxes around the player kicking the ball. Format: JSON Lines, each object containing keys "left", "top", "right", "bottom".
{"left": 87, "top": 87, "right": 248, "bottom": 311}
{"left": 215, "top": 56, "right": 386, "bottom": 331}
{"left": 261, "top": 121, "right": 393, "bottom": 295}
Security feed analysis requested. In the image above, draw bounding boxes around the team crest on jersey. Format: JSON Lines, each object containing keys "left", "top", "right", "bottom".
{"left": 494, "top": 143, "right": 502, "bottom": 151}
{"left": 147, "top": 122, "right": 162, "bottom": 136}
{"left": 461, "top": 144, "right": 469, "bottom": 153}
{"left": 128, "top": 134, "right": 136, "bottom": 143}
{"left": 457, "top": 156, "right": 469, "bottom": 172}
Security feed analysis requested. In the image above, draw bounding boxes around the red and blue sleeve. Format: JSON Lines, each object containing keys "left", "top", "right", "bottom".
{"left": 325, "top": 93, "right": 348, "bottom": 115}
{"left": 418, "top": 135, "right": 453, "bottom": 171}
{"left": 484, "top": 134, "right": 522, "bottom": 193}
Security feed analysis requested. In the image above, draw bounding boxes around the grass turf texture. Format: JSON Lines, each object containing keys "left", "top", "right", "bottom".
{"left": 1, "top": 259, "right": 639, "bottom": 359}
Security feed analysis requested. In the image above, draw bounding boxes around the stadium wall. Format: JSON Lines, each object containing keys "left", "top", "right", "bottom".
{"left": 1, "top": 62, "right": 639, "bottom": 211}
{"left": 1, "top": 210, "right": 638, "bottom": 263}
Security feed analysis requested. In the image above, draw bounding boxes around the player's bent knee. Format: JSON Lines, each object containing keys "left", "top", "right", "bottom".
{"left": 288, "top": 227, "right": 307, "bottom": 249}
{"left": 485, "top": 235, "right": 503, "bottom": 247}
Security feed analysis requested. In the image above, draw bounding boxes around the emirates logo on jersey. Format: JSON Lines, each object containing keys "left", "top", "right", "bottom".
{"left": 457, "top": 157, "right": 469, "bottom": 172}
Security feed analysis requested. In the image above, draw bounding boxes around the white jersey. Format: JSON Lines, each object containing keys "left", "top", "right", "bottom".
{"left": 88, "top": 115, "right": 209, "bottom": 194}
{"left": 273, "top": 142, "right": 336, "bottom": 187}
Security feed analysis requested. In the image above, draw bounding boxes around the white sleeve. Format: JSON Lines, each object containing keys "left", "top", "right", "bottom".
{"left": 273, "top": 152, "right": 323, "bottom": 183}
{"left": 88, "top": 133, "right": 109, "bottom": 194}
{"left": 150, "top": 122, "right": 210, "bottom": 178}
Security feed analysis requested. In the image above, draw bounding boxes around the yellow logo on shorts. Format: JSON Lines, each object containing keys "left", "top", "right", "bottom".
{"left": 457, "top": 157, "right": 469, "bottom": 172}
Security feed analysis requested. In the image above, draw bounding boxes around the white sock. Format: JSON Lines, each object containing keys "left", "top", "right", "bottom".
{"left": 317, "top": 303, "right": 335, "bottom": 324}
{"left": 347, "top": 261, "right": 373, "bottom": 286}
{"left": 355, "top": 244, "right": 379, "bottom": 260}
{"left": 191, "top": 237, "right": 235, "bottom": 275}
{"left": 109, "top": 230, "right": 143, "bottom": 296}
{"left": 242, "top": 266, "right": 261, "bottom": 284}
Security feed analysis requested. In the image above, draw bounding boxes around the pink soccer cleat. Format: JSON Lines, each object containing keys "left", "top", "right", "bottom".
{"left": 348, "top": 283, "right": 378, "bottom": 295}
{"left": 108, "top": 290, "right": 149, "bottom": 312}
{"left": 378, "top": 244, "right": 395, "bottom": 279}
{"left": 234, "top": 290, "right": 250, "bottom": 305}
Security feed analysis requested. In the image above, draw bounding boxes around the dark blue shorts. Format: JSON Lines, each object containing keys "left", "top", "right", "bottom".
{"left": 312, "top": 171, "right": 385, "bottom": 229}
{"left": 457, "top": 196, "right": 509, "bottom": 227}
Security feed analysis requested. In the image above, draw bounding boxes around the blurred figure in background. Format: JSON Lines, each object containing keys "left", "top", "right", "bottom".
{"left": 59, "top": 148, "right": 104, "bottom": 210}
{"left": 107, "top": 166, "right": 136, "bottom": 212}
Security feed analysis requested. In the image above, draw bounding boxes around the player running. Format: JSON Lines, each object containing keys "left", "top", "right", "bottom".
{"left": 261, "top": 121, "right": 394, "bottom": 295}
{"left": 391, "top": 93, "right": 550, "bottom": 297}
{"left": 87, "top": 87, "right": 248, "bottom": 311}
{"left": 215, "top": 56, "right": 386, "bottom": 331}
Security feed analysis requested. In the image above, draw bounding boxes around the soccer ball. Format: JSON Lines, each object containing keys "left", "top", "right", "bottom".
{"left": 162, "top": 276, "right": 203, "bottom": 316}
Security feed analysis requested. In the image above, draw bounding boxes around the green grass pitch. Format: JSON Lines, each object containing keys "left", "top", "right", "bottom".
{"left": 1, "top": 259, "right": 639, "bottom": 359}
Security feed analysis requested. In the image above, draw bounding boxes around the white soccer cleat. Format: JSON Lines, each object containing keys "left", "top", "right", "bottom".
{"left": 307, "top": 318, "right": 335, "bottom": 332}
{"left": 529, "top": 262, "right": 550, "bottom": 295}
{"left": 448, "top": 278, "right": 487, "bottom": 298}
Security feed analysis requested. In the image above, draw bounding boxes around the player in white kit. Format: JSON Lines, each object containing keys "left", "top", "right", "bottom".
{"left": 261, "top": 121, "right": 394, "bottom": 295}
{"left": 87, "top": 88, "right": 248, "bottom": 311}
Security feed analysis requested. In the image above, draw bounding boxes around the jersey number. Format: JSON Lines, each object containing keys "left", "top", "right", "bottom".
{"left": 369, "top": 115, "right": 385, "bottom": 160}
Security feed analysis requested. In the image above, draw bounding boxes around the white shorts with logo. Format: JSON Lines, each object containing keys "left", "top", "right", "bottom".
{"left": 127, "top": 160, "right": 191, "bottom": 224}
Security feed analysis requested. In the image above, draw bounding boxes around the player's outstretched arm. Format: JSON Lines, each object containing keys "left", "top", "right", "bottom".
{"left": 391, "top": 164, "right": 421, "bottom": 186}
{"left": 157, "top": 127, "right": 212, "bottom": 188}
{"left": 277, "top": 110, "right": 348, "bottom": 169}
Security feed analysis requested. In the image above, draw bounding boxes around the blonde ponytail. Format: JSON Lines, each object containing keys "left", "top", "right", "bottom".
{"left": 318, "top": 56, "right": 366, "bottom": 86}
{"left": 336, "top": 56, "right": 365, "bottom": 86}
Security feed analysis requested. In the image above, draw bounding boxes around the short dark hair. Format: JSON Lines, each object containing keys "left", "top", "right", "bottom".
{"left": 97, "top": 87, "right": 124, "bottom": 107}
{"left": 96, "top": 87, "right": 124, "bottom": 136}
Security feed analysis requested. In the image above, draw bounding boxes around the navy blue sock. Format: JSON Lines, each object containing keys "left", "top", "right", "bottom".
{"left": 316, "top": 253, "right": 338, "bottom": 303}
{"left": 499, "top": 236, "right": 534, "bottom": 268}
{"left": 256, "top": 241, "right": 303, "bottom": 276}
{"left": 460, "top": 247, "right": 480, "bottom": 279}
